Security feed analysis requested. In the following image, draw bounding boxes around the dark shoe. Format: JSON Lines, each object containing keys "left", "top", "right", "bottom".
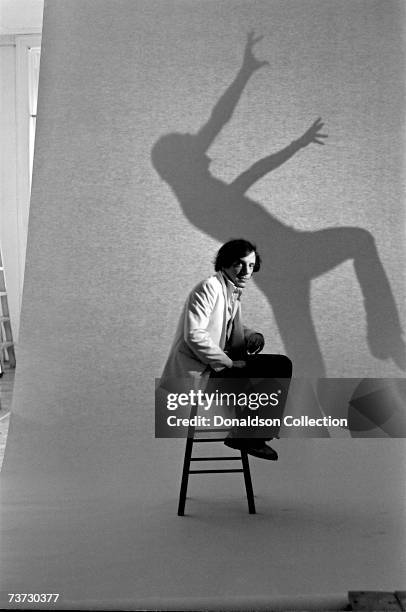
{"left": 224, "top": 437, "right": 245, "bottom": 450}
{"left": 224, "top": 437, "right": 263, "bottom": 450}
{"left": 246, "top": 444, "right": 278, "bottom": 461}
{"left": 224, "top": 438, "right": 278, "bottom": 461}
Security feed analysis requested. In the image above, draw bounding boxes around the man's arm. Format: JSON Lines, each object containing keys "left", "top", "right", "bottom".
{"left": 195, "top": 32, "right": 269, "bottom": 152}
{"left": 184, "top": 280, "right": 234, "bottom": 370}
{"left": 230, "top": 118, "right": 327, "bottom": 194}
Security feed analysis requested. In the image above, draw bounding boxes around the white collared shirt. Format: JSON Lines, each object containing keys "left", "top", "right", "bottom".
{"left": 221, "top": 272, "right": 242, "bottom": 339}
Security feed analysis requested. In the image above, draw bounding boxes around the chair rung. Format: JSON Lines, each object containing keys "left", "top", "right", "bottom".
{"left": 194, "top": 428, "right": 230, "bottom": 432}
{"left": 189, "top": 468, "right": 244, "bottom": 474}
{"left": 191, "top": 456, "right": 241, "bottom": 461}
{"left": 193, "top": 437, "right": 226, "bottom": 442}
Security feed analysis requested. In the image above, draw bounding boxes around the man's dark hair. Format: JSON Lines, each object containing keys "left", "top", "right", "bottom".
{"left": 214, "top": 239, "right": 261, "bottom": 272}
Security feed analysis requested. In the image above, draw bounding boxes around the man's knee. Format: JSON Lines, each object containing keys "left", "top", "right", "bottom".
{"left": 249, "top": 353, "right": 292, "bottom": 378}
{"left": 271, "top": 354, "right": 292, "bottom": 378}
{"left": 278, "top": 354, "right": 293, "bottom": 377}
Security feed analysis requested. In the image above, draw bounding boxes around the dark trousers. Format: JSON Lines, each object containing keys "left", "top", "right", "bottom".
{"left": 208, "top": 354, "right": 292, "bottom": 447}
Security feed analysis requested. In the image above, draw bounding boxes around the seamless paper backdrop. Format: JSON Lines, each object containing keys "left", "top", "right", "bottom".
{"left": 1, "top": 1, "right": 405, "bottom": 609}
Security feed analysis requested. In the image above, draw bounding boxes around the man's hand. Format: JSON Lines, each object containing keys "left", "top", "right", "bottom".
{"left": 246, "top": 332, "right": 265, "bottom": 355}
{"left": 232, "top": 360, "right": 247, "bottom": 368}
{"left": 296, "top": 118, "right": 328, "bottom": 148}
{"left": 242, "top": 31, "right": 269, "bottom": 73}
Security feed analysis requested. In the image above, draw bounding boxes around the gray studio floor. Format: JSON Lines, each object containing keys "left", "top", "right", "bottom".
{"left": 1, "top": 429, "right": 405, "bottom": 609}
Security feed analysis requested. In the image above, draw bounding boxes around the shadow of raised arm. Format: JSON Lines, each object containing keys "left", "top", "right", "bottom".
{"left": 196, "top": 32, "right": 269, "bottom": 152}
{"left": 231, "top": 118, "right": 327, "bottom": 194}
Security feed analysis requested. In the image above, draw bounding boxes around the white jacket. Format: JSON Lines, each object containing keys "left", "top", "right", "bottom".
{"left": 160, "top": 272, "right": 256, "bottom": 387}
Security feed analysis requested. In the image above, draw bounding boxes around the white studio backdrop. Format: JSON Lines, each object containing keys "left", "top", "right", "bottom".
{"left": 1, "top": 1, "right": 405, "bottom": 609}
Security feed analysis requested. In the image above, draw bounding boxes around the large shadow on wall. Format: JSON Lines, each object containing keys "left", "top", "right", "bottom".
{"left": 152, "top": 33, "right": 405, "bottom": 378}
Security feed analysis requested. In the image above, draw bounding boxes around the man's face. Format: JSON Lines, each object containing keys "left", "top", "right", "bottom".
{"left": 222, "top": 251, "right": 256, "bottom": 289}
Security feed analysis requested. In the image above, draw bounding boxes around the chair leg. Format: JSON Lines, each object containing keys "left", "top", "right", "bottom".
{"left": 177, "top": 436, "right": 194, "bottom": 516}
{"left": 240, "top": 450, "right": 256, "bottom": 514}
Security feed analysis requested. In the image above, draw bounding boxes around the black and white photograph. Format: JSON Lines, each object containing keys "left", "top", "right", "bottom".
{"left": 0, "top": 0, "right": 405, "bottom": 610}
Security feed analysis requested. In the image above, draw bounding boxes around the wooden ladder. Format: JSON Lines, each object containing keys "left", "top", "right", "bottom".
{"left": 0, "top": 248, "right": 16, "bottom": 377}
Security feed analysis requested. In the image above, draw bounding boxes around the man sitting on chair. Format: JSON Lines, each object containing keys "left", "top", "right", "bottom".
{"left": 161, "top": 238, "right": 292, "bottom": 460}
